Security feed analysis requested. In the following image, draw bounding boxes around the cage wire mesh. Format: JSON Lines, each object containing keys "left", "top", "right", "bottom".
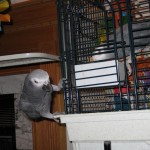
{"left": 57, "top": 0, "right": 150, "bottom": 114}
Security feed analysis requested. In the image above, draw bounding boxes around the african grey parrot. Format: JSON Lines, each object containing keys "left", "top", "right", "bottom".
{"left": 94, "top": 21, "right": 150, "bottom": 60}
{"left": 19, "top": 69, "right": 63, "bottom": 122}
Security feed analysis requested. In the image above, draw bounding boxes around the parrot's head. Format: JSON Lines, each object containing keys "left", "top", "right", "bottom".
{"left": 24, "top": 69, "right": 52, "bottom": 93}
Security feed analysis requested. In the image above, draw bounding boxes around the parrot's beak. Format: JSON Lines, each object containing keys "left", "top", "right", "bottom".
{"left": 42, "top": 82, "right": 53, "bottom": 92}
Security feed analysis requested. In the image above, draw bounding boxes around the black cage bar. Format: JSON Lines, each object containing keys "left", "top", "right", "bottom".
{"left": 57, "top": 0, "right": 150, "bottom": 114}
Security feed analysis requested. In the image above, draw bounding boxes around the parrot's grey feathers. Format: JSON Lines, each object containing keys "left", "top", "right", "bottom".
{"left": 110, "top": 21, "right": 150, "bottom": 58}
{"left": 20, "top": 69, "right": 63, "bottom": 122}
{"left": 95, "top": 21, "right": 150, "bottom": 60}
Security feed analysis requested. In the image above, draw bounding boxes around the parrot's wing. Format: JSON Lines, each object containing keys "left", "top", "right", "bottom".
{"left": 20, "top": 100, "right": 41, "bottom": 119}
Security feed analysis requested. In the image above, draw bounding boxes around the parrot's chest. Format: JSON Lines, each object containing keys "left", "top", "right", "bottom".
{"left": 33, "top": 94, "right": 52, "bottom": 112}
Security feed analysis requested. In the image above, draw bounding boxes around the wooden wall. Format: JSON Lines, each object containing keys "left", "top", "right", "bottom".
{"left": 0, "top": 0, "right": 66, "bottom": 150}
{"left": 0, "top": 0, "right": 59, "bottom": 55}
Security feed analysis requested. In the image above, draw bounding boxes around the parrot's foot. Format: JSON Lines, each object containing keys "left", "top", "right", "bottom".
{"left": 53, "top": 112, "right": 65, "bottom": 123}
{"left": 52, "top": 78, "right": 66, "bottom": 91}
{"left": 53, "top": 117, "right": 61, "bottom": 123}
{"left": 58, "top": 78, "right": 66, "bottom": 89}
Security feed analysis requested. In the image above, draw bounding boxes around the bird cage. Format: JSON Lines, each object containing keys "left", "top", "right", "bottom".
{"left": 57, "top": 0, "right": 150, "bottom": 114}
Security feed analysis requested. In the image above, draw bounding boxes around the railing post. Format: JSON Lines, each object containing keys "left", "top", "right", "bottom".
{"left": 104, "top": 141, "right": 111, "bottom": 150}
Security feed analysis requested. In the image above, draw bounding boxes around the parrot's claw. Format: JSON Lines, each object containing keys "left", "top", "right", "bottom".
{"left": 53, "top": 117, "right": 61, "bottom": 123}
{"left": 53, "top": 112, "right": 65, "bottom": 123}
{"left": 58, "top": 78, "right": 66, "bottom": 89}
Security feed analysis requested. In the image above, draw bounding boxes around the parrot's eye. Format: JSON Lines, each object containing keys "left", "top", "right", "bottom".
{"left": 34, "top": 80, "right": 38, "bottom": 84}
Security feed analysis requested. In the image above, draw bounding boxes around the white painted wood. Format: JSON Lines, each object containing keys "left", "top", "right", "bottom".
{"left": 0, "top": 53, "right": 59, "bottom": 68}
{"left": 58, "top": 110, "right": 150, "bottom": 124}
{"left": 56, "top": 111, "right": 150, "bottom": 150}
{"left": 72, "top": 142, "right": 104, "bottom": 150}
{"left": 56, "top": 110, "right": 150, "bottom": 142}
{"left": 71, "top": 141, "right": 150, "bottom": 150}
{"left": 67, "top": 120, "right": 150, "bottom": 141}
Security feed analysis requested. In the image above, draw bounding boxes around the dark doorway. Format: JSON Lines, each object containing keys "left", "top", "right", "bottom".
{"left": 0, "top": 94, "right": 16, "bottom": 150}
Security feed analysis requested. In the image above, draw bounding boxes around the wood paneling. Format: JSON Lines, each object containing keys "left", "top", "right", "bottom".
{"left": 0, "top": 0, "right": 59, "bottom": 55}
{"left": 0, "top": 0, "right": 66, "bottom": 150}
{"left": 0, "top": 65, "right": 39, "bottom": 76}
{"left": 32, "top": 63, "right": 66, "bottom": 150}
